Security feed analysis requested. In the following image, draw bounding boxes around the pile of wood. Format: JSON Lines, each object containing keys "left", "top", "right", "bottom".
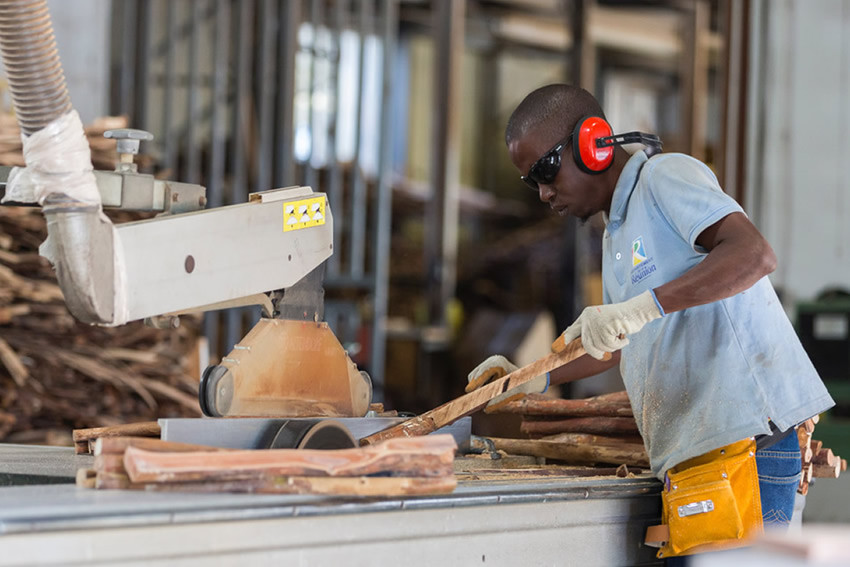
{"left": 483, "top": 391, "right": 649, "bottom": 468}
{"left": 78, "top": 434, "right": 458, "bottom": 496}
{"left": 0, "top": 206, "right": 202, "bottom": 446}
{"left": 796, "top": 416, "right": 846, "bottom": 495}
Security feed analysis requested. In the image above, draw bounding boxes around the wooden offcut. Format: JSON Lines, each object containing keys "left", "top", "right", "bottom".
{"left": 72, "top": 422, "right": 161, "bottom": 454}
{"left": 360, "top": 339, "right": 592, "bottom": 445}
{"left": 124, "top": 435, "right": 457, "bottom": 484}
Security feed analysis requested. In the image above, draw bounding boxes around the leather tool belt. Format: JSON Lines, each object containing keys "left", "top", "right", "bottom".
{"left": 645, "top": 438, "right": 763, "bottom": 558}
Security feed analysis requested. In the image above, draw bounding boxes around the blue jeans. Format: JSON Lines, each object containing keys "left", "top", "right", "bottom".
{"left": 755, "top": 432, "right": 802, "bottom": 527}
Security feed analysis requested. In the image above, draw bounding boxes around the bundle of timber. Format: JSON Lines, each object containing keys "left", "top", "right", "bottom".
{"left": 797, "top": 416, "right": 846, "bottom": 495}
{"left": 0, "top": 206, "right": 202, "bottom": 446}
{"left": 77, "top": 434, "right": 458, "bottom": 496}
{"left": 492, "top": 390, "right": 641, "bottom": 439}
{"left": 481, "top": 390, "right": 648, "bottom": 468}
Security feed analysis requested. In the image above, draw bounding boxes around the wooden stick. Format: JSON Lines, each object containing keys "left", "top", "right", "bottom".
{"left": 0, "top": 336, "right": 28, "bottom": 386}
{"left": 520, "top": 416, "right": 639, "bottom": 437}
{"left": 360, "top": 339, "right": 592, "bottom": 445}
{"left": 472, "top": 436, "right": 649, "bottom": 467}
{"left": 540, "top": 432, "right": 644, "bottom": 446}
{"left": 72, "top": 422, "right": 161, "bottom": 454}
{"left": 124, "top": 435, "right": 457, "bottom": 483}
{"left": 455, "top": 466, "right": 642, "bottom": 480}
{"left": 588, "top": 391, "right": 630, "bottom": 403}
{"left": 489, "top": 395, "right": 633, "bottom": 417}
{"left": 94, "top": 436, "right": 228, "bottom": 456}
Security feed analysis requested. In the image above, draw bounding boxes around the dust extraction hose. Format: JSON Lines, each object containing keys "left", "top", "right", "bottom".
{"left": 0, "top": 0, "right": 72, "bottom": 135}
{"left": 0, "top": 0, "right": 120, "bottom": 326}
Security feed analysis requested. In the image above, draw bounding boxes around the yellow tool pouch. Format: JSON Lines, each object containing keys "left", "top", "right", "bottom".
{"left": 648, "top": 438, "right": 763, "bottom": 558}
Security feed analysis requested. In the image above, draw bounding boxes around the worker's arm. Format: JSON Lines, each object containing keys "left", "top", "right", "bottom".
{"left": 553, "top": 212, "right": 776, "bottom": 360}
{"left": 653, "top": 212, "right": 777, "bottom": 313}
{"left": 548, "top": 350, "right": 620, "bottom": 387}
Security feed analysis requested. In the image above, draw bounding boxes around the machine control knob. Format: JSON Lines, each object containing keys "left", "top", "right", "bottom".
{"left": 104, "top": 128, "right": 154, "bottom": 172}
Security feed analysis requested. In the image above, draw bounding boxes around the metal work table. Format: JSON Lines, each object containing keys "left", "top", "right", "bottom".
{"left": 0, "top": 444, "right": 663, "bottom": 566}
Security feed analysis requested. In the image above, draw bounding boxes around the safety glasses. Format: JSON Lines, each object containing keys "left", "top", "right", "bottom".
{"left": 521, "top": 134, "right": 572, "bottom": 192}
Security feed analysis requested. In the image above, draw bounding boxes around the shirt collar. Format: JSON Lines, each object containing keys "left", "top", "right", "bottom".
{"left": 608, "top": 150, "right": 649, "bottom": 226}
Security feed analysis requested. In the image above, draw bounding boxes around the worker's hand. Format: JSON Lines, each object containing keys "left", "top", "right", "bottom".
{"left": 552, "top": 290, "right": 664, "bottom": 360}
{"left": 466, "top": 355, "right": 549, "bottom": 410}
{"left": 466, "top": 355, "right": 518, "bottom": 392}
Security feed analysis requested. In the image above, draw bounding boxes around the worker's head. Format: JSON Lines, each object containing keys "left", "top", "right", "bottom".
{"left": 505, "top": 84, "right": 622, "bottom": 222}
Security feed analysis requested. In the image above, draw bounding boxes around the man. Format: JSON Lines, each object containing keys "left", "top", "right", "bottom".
{"left": 467, "top": 84, "right": 834, "bottom": 548}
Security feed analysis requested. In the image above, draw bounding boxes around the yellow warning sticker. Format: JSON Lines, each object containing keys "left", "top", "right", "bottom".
{"left": 283, "top": 196, "right": 326, "bottom": 232}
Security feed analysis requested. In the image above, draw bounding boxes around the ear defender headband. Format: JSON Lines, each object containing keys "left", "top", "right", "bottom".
{"left": 571, "top": 115, "right": 663, "bottom": 175}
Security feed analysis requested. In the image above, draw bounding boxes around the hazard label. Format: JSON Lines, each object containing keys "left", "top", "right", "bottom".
{"left": 283, "top": 196, "right": 326, "bottom": 232}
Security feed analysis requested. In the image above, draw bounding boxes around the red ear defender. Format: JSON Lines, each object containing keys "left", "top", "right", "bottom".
{"left": 572, "top": 115, "right": 614, "bottom": 174}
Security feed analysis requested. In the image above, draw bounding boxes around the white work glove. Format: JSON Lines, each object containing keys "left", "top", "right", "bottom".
{"left": 466, "top": 355, "right": 548, "bottom": 410}
{"left": 553, "top": 290, "right": 664, "bottom": 361}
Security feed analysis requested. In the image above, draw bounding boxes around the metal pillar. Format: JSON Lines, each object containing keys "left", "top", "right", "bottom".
{"left": 425, "top": 0, "right": 464, "bottom": 328}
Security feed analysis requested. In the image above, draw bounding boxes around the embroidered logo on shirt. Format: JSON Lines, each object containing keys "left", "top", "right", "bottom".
{"left": 632, "top": 237, "right": 648, "bottom": 266}
{"left": 630, "top": 236, "right": 657, "bottom": 284}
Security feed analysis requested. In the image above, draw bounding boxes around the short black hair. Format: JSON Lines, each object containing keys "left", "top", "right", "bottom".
{"left": 505, "top": 84, "right": 605, "bottom": 146}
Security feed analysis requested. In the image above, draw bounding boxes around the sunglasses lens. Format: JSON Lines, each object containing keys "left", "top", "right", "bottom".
{"left": 520, "top": 135, "right": 570, "bottom": 192}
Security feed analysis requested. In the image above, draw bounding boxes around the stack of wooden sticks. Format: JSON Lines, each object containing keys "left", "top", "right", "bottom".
{"left": 77, "top": 434, "right": 458, "bottom": 497}
{"left": 484, "top": 391, "right": 649, "bottom": 468}
{"left": 796, "top": 416, "right": 846, "bottom": 495}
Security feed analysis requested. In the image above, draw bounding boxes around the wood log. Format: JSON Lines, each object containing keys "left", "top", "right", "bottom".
{"left": 811, "top": 439, "right": 823, "bottom": 454}
{"left": 124, "top": 435, "right": 458, "bottom": 484}
{"left": 812, "top": 448, "right": 836, "bottom": 467}
{"left": 803, "top": 462, "right": 813, "bottom": 484}
{"left": 360, "top": 339, "right": 593, "bottom": 445}
{"left": 842, "top": 459, "right": 847, "bottom": 473}
{"left": 798, "top": 480, "right": 809, "bottom": 496}
{"left": 72, "top": 422, "right": 161, "bottom": 454}
{"left": 521, "top": 416, "right": 639, "bottom": 437}
{"left": 801, "top": 445, "right": 813, "bottom": 463}
{"left": 489, "top": 395, "right": 633, "bottom": 417}
{"left": 797, "top": 427, "right": 811, "bottom": 448}
{"left": 473, "top": 436, "right": 649, "bottom": 468}
{"left": 812, "top": 461, "right": 840, "bottom": 479}
{"left": 802, "top": 419, "right": 816, "bottom": 434}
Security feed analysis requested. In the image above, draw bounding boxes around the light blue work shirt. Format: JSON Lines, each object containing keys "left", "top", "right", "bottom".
{"left": 603, "top": 150, "right": 834, "bottom": 479}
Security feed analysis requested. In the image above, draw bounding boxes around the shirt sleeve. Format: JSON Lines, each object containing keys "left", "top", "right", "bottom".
{"left": 643, "top": 154, "right": 744, "bottom": 252}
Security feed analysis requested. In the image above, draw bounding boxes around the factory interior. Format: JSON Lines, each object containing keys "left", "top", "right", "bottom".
{"left": 0, "top": 0, "right": 847, "bottom": 564}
